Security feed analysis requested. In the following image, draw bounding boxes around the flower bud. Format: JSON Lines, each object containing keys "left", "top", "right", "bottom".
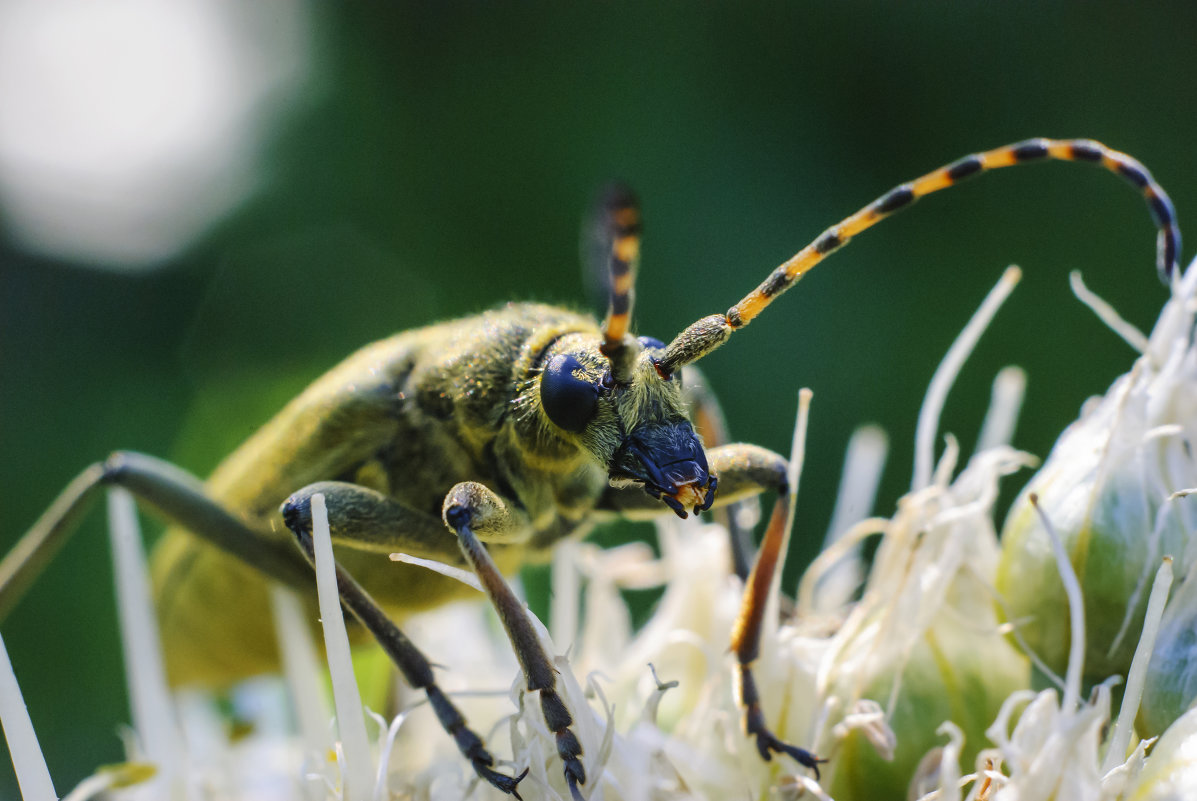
{"left": 997, "top": 267, "right": 1197, "bottom": 722}
{"left": 818, "top": 446, "right": 1032, "bottom": 800}
{"left": 826, "top": 595, "right": 1028, "bottom": 800}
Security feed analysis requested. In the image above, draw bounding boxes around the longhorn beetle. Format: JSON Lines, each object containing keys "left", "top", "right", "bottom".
{"left": 0, "top": 138, "right": 1180, "bottom": 797}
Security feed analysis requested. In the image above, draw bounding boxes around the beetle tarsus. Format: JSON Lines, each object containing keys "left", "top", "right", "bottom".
{"left": 746, "top": 712, "right": 825, "bottom": 780}
{"left": 566, "top": 770, "right": 586, "bottom": 801}
{"left": 475, "top": 763, "right": 528, "bottom": 797}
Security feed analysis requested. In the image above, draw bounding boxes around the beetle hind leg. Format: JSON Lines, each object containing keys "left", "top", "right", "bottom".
{"left": 0, "top": 451, "right": 313, "bottom": 622}
{"left": 283, "top": 508, "right": 529, "bottom": 796}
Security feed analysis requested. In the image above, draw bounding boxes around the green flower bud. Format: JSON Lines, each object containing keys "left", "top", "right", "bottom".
{"left": 827, "top": 591, "right": 1028, "bottom": 801}
{"left": 997, "top": 272, "right": 1197, "bottom": 703}
{"left": 816, "top": 447, "right": 1032, "bottom": 801}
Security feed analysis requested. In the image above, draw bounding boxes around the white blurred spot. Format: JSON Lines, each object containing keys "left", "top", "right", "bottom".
{"left": 0, "top": 0, "right": 309, "bottom": 269}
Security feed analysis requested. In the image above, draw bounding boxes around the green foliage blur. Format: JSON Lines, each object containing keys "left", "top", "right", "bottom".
{"left": 3, "top": 2, "right": 1196, "bottom": 795}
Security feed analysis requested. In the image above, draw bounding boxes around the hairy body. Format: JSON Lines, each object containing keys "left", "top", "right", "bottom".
{"left": 154, "top": 303, "right": 610, "bottom": 685}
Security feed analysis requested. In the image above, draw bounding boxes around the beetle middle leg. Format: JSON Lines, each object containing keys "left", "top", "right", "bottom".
{"left": 281, "top": 481, "right": 532, "bottom": 796}
{"left": 286, "top": 521, "right": 529, "bottom": 796}
{"left": 285, "top": 479, "right": 588, "bottom": 799}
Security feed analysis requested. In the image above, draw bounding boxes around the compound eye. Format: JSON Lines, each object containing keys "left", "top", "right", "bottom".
{"left": 540, "top": 354, "right": 599, "bottom": 433}
{"left": 638, "top": 336, "right": 666, "bottom": 351}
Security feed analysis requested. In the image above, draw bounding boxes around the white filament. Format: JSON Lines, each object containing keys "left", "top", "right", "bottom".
{"left": 310, "top": 493, "right": 372, "bottom": 801}
{"left": 1069, "top": 271, "right": 1150, "bottom": 353}
{"left": 913, "top": 266, "right": 1021, "bottom": 491}
{"left": 798, "top": 517, "right": 888, "bottom": 616}
{"left": 550, "top": 540, "right": 581, "bottom": 649}
{"left": 269, "top": 584, "right": 332, "bottom": 800}
{"left": 1102, "top": 557, "right": 1174, "bottom": 775}
{"left": 1030, "top": 495, "right": 1085, "bottom": 712}
{"left": 389, "top": 552, "right": 483, "bottom": 592}
{"left": 0, "top": 630, "right": 56, "bottom": 801}
{"left": 975, "top": 366, "right": 1027, "bottom": 454}
{"left": 824, "top": 425, "right": 888, "bottom": 545}
{"left": 770, "top": 389, "right": 813, "bottom": 630}
{"left": 814, "top": 426, "right": 888, "bottom": 611}
{"left": 107, "top": 487, "right": 189, "bottom": 799}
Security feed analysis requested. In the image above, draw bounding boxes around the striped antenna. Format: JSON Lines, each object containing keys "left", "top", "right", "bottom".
{"left": 598, "top": 183, "right": 643, "bottom": 383}
{"left": 655, "top": 138, "right": 1181, "bottom": 376}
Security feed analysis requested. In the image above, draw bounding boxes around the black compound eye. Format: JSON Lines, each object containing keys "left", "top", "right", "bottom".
{"left": 638, "top": 336, "right": 666, "bottom": 351}
{"left": 540, "top": 354, "right": 599, "bottom": 433}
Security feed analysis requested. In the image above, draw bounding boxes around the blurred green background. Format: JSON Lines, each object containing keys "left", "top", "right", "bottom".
{"left": 2, "top": 2, "right": 1196, "bottom": 795}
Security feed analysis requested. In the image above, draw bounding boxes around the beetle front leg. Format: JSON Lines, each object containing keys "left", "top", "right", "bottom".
{"left": 443, "top": 481, "right": 588, "bottom": 801}
{"left": 718, "top": 445, "right": 826, "bottom": 779}
{"left": 280, "top": 492, "right": 528, "bottom": 797}
{"left": 604, "top": 443, "right": 824, "bottom": 777}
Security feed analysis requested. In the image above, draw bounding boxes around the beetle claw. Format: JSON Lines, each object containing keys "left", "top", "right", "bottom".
{"left": 475, "top": 764, "right": 528, "bottom": 797}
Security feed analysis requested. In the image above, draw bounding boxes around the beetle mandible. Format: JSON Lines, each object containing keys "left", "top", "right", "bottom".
{"left": 0, "top": 138, "right": 1180, "bottom": 797}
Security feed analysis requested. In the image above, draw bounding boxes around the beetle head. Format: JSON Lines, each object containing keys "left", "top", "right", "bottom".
{"left": 534, "top": 332, "right": 714, "bottom": 518}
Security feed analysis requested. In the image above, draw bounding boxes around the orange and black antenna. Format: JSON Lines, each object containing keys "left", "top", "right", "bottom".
{"left": 655, "top": 137, "right": 1182, "bottom": 376}
{"left": 598, "top": 183, "right": 644, "bottom": 383}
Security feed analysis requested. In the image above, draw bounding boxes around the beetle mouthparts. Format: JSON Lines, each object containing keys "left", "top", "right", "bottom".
{"left": 609, "top": 421, "right": 716, "bottom": 518}
{"left": 637, "top": 476, "right": 716, "bottom": 518}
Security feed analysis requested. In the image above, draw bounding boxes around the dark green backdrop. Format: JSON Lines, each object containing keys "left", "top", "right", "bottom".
{"left": 3, "top": 3, "right": 1195, "bottom": 795}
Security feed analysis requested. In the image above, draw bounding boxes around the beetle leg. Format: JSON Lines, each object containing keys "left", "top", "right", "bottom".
{"left": 443, "top": 481, "right": 587, "bottom": 801}
{"left": 0, "top": 451, "right": 311, "bottom": 620}
{"left": 281, "top": 480, "right": 470, "bottom": 555}
{"left": 601, "top": 443, "right": 824, "bottom": 778}
{"left": 285, "top": 521, "right": 528, "bottom": 797}
{"left": 723, "top": 451, "right": 826, "bottom": 780}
